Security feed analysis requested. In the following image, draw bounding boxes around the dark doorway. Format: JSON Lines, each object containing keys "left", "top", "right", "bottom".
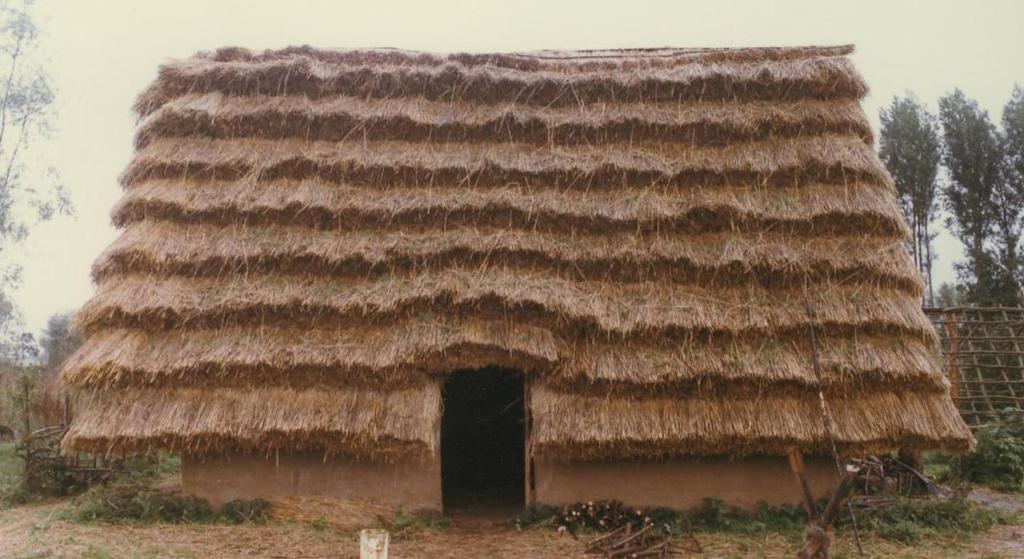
{"left": 441, "top": 367, "right": 525, "bottom": 513}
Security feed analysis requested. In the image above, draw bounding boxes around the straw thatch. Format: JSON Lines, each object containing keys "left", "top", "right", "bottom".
{"left": 67, "top": 384, "right": 440, "bottom": 460}
{"left": 63, "top": 45, "right": 972, "bottom": 460}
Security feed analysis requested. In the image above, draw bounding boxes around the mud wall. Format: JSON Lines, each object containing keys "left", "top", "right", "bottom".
{"left": 534, "top": 455, "right": 837, "bottom": 511}
{"left": 182, "top": 452, "right": 442, "bottom": 510}
{"left": 184, "top": 452, "right": 835, "bottom": 513}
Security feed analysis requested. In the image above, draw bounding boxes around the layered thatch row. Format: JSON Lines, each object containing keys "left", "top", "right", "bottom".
{"left": 93, "top": 220, "right": 922, "bottom": 290}
{"left": 65, "top": 384, "right": 441, "bottom": 460}
{"left": 122, "top": 135, "right": 889, "bottom": 188}
{"left": 75, "top": 269, "right": 935, "bottom": 336}
{"left": 65, "top": 367, "right": 963, "bottom": 460}
{"left": 136, "top": 93, "right": 873, "bottom": 147}
{"left": 64, "top": 321, "right": 945, "bottom": 394}
{"left": 531, "top": 385, "right": 968, "bottom": 458}
{"left": 112, "top": 179, "right": 909, "bottom": 236}
{"left": 63, "top": 46, "right": 973, "bottom": 459}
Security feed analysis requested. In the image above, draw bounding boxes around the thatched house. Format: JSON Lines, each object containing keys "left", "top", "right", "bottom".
{"left": 62, "top": 45, "right": 972, "bottom": 512}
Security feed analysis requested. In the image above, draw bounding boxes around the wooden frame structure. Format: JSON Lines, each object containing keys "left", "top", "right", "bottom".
{"left": 925, "top": 307, "right": 1024, "bottom": 426}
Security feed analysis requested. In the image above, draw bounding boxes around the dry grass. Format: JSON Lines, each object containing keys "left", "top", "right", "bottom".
{"left": 1, "top": 500, "right": 1021, "bottom": 559}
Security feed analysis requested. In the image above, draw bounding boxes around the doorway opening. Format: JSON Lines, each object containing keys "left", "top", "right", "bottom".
{"left": 441, "top": 367, "right": 525, "bottom": 514}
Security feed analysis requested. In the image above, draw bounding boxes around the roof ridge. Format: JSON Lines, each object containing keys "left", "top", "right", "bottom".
{"left": 195, "top": 44, "right": 856, "bottom": 65}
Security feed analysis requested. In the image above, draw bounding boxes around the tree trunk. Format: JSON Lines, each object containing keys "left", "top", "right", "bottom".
{"left": 924, "top": 221, "right": 934, "bottom": 306}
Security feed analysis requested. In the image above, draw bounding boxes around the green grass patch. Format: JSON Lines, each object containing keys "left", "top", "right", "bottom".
{"left": 859, "top": 497, "right": 1019, "bottom": 544}
{"left": 63, "top": 483, "right": 268, "bottom": 525}
{"left": 0, "top": 442, "right": 19, "bottom": 491}
{"left": 519, "top": 495, "right": 1018, "bottom": 548}
{"left": 518, "top": 498, "right": 809, "bottom": 537}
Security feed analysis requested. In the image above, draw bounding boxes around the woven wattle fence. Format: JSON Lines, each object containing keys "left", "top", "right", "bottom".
{"left": 925, "top": 307, "right": 1024, "bottom": 426}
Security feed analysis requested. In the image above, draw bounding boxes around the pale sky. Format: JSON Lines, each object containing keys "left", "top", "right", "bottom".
{"left": 12, "top": 0, "right": 1024, "bottom": 335}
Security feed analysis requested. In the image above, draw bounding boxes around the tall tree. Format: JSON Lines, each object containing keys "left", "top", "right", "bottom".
{"left": 879, "top": 94, "right": 942, "bottom": 304}
{"left": 1003, "top": 85, "right": 1024, "bottom": 288}
{"left": 0, "top": 0, "right": 70, "bottom": 358}
{"left": 939, "top": 90, "right": 1018, "bottom": 305}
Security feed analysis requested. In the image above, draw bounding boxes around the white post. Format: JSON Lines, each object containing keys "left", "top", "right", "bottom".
{"left": 359, "top": 529, "right": 389, "bottom": 559}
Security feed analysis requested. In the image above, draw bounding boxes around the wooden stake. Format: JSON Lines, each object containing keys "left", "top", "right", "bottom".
{"left": 944, "top": 311, "right": 960, "bottom": 406}
{"left": 523, "top": 378, "right": 535, "bottom": 507}
{"left": 806, "top": 300, "right": 864, "bottom": 557}
{"left": 787, "top": 448, "right": 819, "bottom": 521}
{"left": 797, "top": 464, "right": 861, "bottom": 559}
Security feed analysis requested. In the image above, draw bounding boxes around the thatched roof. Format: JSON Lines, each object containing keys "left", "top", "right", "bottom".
{"left": 63, "top": 45, "right": 972, "bottom": 460}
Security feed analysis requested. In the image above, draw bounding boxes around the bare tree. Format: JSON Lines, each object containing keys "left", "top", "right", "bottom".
{"left": 0, "top": 0, "right": 70, "bottom": 359}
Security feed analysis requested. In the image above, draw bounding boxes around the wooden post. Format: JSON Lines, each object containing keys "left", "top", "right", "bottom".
{"left": 797, "top": 464, "right": 861, "bottom": 559}
{"left": 944, "top": 311, "right": 960, "bottom": 405}
{"left": 360, "top": 529, "right": 389, "bottom": 559}
{"left": 897, "top": 449, "right": 923, "bottom": 473}
{"left": 787, "top": 448, "right": 818, "bottom": 521}
{"left": 523, "top": 378, "right": 535, "bottom": 507}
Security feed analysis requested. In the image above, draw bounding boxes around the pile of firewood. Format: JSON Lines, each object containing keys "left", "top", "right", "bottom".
{"left": 550, "top": 501, "right": 701, "bottom": 558}
{"left": 551, "top": 501, "right": 647, "bottom": 533}
{"left": 584, "top": 524, "right": 701, "bottom": 558}
{"left": 850, "top": 455, "right": 948, "bottom": 497}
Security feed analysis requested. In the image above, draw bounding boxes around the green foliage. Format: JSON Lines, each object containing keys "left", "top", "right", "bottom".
{"left": 922, "top": 452, "right": 954, "bottom": 483}
{"left": 0, "top": 369, "right": 85, "bottom": 506}
{"left": 939, "top": 89, "right": 1022, "bottom": 306}
{"left": 682, "top": 498, "right": 807, "bottom": 535}
{"left": 952, "top": 408, "right": 1024, "bottom": 491}
{"left": 64, "top": 484, "right": 267, "bottom": 524}
{"left": 113, "top": 453, "right": 182, "bottom": 484}
{"left": 67, "top": 485, "right": 212, "bottom": 523}
{"left": 311, "top": 514, "right": 329, "bottom": 531}
{"left": 219, "top": 498, "right": 269, "bottom": 524}
{"left": 933, "top": 282, "right": 965, "bottom": 309}
{"left": 0, "top": 441, "right": 24, "bottom": 507}
{"left": 861, "top": 497, "right": 1016, "bottom": 543}
{"left": 877, "top": 519, "right": 924, "bottom": 544}
{"left": 516, "top": 504, "right": 560, "bottom": 528}
{"left": 0, "top": 442, "right": 17, "bottom": 487}
{"left": 390, "top": 507, "right": 449, "bottom": 531}
{"left": 39, "top": 312, "right": 81, "bottom": 372}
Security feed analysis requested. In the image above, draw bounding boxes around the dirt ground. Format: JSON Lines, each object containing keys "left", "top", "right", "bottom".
{"left": 1, "top": 498, "right": 1023, "bottom": 559}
